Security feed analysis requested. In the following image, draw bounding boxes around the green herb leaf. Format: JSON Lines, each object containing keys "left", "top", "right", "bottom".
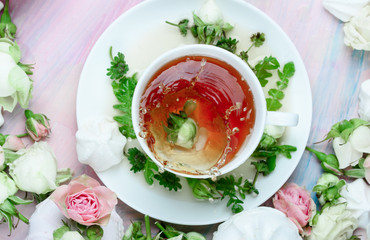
{"left": 144, "top": 160, "right": 158, "bottom": 185}
{"left": 320, "top": 118, "right": 369, "bottom": 143}
{"left": 216, "top": 37, "right": 238, "bottom": 53}
{"left": 154, "top": 171, "right": 182, "bottom": 191}
{"left": 254, "top": 56, "right": 279, "bottom": 87}
{"left": 250, "top": 32, "right": 265, "bottom": 47}
{"left": 127, "top": 148, "right": 147, "bottom": 173}
{"left": 107, "top": 50, "right": 129, "bottom": 80}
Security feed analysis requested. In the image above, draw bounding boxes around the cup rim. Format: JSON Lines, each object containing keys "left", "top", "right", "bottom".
{"left": 132, "top": 44, "right": 266, "bottom": 179}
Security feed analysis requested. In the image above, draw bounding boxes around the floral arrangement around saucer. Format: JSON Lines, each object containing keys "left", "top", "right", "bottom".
{"left": 0, "top": 0, "right": 369, "bottom": 240}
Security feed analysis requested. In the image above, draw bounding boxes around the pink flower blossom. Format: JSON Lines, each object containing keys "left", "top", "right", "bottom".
{"left": 3, "top": 135, "right": 25, "bottom": 151}
{"left": 273, "top": 183, "right": 315, "bottom": 236}
{"left": 50, "top": 175, "right": 117, "bottom": 226}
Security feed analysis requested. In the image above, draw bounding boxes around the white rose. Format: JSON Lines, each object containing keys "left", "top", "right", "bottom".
{"left": 213, "top": 207, "right": 302, "bottom": 240}
{"left": 60, "top": 231, "right": 84, "bottom": 240}
{"left": 0, "top": 2, "right": 3, "bottom": 11}
{"left": 333, "top": 126, "right": 370, "bottom": 169}
{"left": 358, "top": 79, "right": 370, "bottom": 121}
{"left": 8, "top": 141, "right": 57, "bottom": 194}
{"left": 0, "top": 171, "right": 17, "bottom": 204}
{"left": 0, "top": 38, "right": 32, "bottom": 112}
{"left": 343, "top": 5, "right": 370, "bottom": 51}
{"left": 309, "top": 204, "right": 357, "bottom": 240}
{"left": 340, "top": 179, "right": 370, "bottom": 238}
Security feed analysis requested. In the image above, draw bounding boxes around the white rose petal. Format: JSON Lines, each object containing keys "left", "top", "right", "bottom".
{"left": 340, "top": 179, "right": 370, "bottom": 238}
{"left": 343, "top": 5, "right": 370, "bottom": 51}
{"left": 60, "top": 231, "right": 84, "bottom": 240}
{"left": 309, "top": 204, "right": 357, "bottom": 240}
{"left": 9, "top": 141, "right": 57, "bottom": 194}
{"left": 76, "top": 117, "right": 127, "bottom": 172}
{"left": 26, "top": 198, "right": 124, "bottom": 240}
{"left": 0, "top": 171, "right": 17, "bottom": 204}
{"left": 358, "top": 79, "right": 370, "bottom": 121}
{"left": 0, "top": 2, "right": 3, "bottom": 11}
{"left": 349, "top": 126, "right": 370, "bottom": 153}
{"left": 213, "top": 207, "right": 302, "bottom": 240}
{"left": 323, "top": 0, "right": 370, "bottom": 22}
{"left": 333, "top": 137, "right": 362, "bottom": 169}
{"left": 0, "top": 51, "right": 17, "bottom": 97}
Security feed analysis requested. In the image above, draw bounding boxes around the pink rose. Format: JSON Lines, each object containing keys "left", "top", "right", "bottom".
{"left": 273, "top": 183, "right": 315, "bottom": 235}
{"left": 50, "top": 175, "right": 117, "bottom": 226}
{"left": 3, "top": 135, "right": 25, "bottom": 151}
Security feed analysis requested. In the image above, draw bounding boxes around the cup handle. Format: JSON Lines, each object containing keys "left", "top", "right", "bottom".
{"left": 265, "top": 111, "right": 299, "bottom": 127}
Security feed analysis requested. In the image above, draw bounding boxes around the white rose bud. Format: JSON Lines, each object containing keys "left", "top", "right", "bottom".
{"left": 343, "top": 5, "right": 370, "bottom": 51}
{"left": 309, "top": 204, "right": 358, "bottom": 240}
{"left": 9, "top": 141, "right": 57, "bottom": 194}
{"left": 0, "top": 171, "right": 17, "bottom": 204}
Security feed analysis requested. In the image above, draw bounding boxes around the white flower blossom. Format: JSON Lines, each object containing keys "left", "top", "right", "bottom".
{"left": 343, "top": 5, "right": 370, "bottom": 51}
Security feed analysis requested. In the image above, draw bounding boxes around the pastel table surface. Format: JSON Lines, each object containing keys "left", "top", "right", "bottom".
{"left": 0, "top": 0, "right": 369, "bottom": 239}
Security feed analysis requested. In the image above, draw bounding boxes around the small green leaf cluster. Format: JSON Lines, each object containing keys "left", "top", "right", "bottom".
{"left": 266, "top": 61, "right": 295, "bottom": 111}
{"left": 166, "top": 13, "right": 237, "bottom": 52}
{"left": 53, "top": 220, "right": 104, "bottom": 240}
{"left": 0, "top": 195, "right": 32, "bottom": 235}
{"left": 123, "top": 215, "right": 206, "bottom": 240}
{"left": 0, "top": 0, "right": 16, "bottom": 39}
{"left": 127, "top": 148, "right": 182, "bottom": 191}
{"left": 187, "top": 175, "right": 258, "bottom": 214}
{"left": 252, "top": 133, "right": 297, "bottom": 176}
{"left": 107, "top": 47, "right": 138, "bottom": 139}
{"left": 321, "top": 118, "right": 369, "bottom": 143}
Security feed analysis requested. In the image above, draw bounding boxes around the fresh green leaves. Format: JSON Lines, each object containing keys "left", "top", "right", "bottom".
{"left": 266, "top": 61, "right": 295, "bottom": 111}
{"left": 320, "top": 118, "right": 369, "bottom": 143}
{"left": 107, "top": 47, "right": 137, "bottom": 138}
{"left": 187, "top": 176, "right": 257, "bottom": 214}
{"left": 123, "top": 215, "right": 206, "bottom": 240}
{"left": 154, "top": 171, "right": 182, "bottom": 191}
{"left": 126, "top": 148, "right": 182, "bottom": 191}
{"left": 215, "top": 37, "right": 238, "bottom": 53}
{"left": 0, "top": 196, "right": 32, "bottom": 234}
{"left": 312, "top": 173, "right": 346, "bottom": 209}
{"left": 250, "top": 32, "right": 265, "bottom": 47}
{"left": 216, "top": 175, "right": 258, "bottom": 213}
{"left": 306, "top": 147, "right": 343, "bottom": 176}
{"left": 0, "top": 0, "right": 17, "bottom": 40}
{"left": 253, "top": 56, "right": 280, "bottom": 87}
{"left": 165, "top": 19, "right": 190, "bottom": 36}
{"left": 107, "top": 48, "right": 129, "bottom": 80}
{"left": 166, "top": 13, "right": 234, "bottom": 45}
{"left": 53, "top": 220, "right": 103, "bottom": 240}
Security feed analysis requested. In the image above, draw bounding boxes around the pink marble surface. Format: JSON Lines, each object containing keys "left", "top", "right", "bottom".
{"left": 0, "top": 0, "right": 369, "bottom": 239}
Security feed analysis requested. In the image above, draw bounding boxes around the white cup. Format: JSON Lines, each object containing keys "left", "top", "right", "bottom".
{"left": 132, "top": 44, "right": 298, "bottom": 179}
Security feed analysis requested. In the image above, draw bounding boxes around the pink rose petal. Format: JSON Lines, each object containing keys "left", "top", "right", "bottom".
{"left": 49, "top": 174, "right": 117, "bottom": 226}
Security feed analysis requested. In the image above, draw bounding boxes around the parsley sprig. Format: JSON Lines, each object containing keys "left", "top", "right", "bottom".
{"left": 166, "top": 13, "right": 236, "bottom": 50}
{"left": 127, "top": 148, "right": 182, "bottom": 191}
{"left": 107, "top": 47, "right": 137, "bottom": 138}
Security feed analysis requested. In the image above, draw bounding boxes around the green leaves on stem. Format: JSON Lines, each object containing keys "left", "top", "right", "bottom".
{"left": 107, "top": 47, "right": 138, "bottom": 139}
{"left": 0, "top": 195, "right": 33, "bottom": 235}
{"left": 319, "top": 118, "right": 369, "bottom": 143}
{"left": 0, "top": 0, "right": 17, "bottom": 39}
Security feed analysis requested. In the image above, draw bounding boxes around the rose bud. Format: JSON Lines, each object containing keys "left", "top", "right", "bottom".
{"left": 25, "top": 109, "right": 51, "bottom": 141}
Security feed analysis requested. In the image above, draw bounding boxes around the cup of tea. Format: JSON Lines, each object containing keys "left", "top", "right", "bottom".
{"left": 132, "top": 44, "right": 298, "bottom": 179}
